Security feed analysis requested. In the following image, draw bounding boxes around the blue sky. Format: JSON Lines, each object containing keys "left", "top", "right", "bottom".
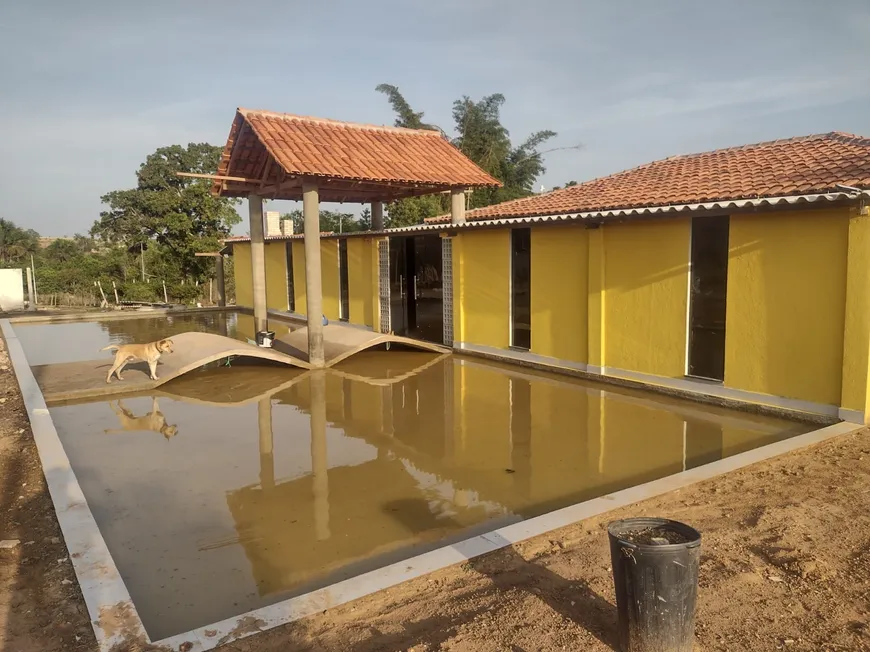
{"left": 2, "top": 0, "right": 869, "bottom": 236}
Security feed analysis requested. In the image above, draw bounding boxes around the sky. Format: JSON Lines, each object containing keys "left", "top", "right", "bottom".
{"left": 1, "top": 0, "right": 869, "bottom": 236}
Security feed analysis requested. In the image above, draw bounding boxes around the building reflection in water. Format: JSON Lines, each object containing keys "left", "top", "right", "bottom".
{"left": 175, "top": 350, "right": 809, "bottom": 600}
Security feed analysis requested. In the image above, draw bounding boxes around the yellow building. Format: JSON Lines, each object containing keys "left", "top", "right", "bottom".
{"left": 228, "top": 131, "right": 870, "bottom": 424}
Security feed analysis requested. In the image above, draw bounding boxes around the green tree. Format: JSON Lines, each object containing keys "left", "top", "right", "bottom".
{"left": 452, "top": 94, "right": 556, "bottom": 207}
{"left": 375, "top": 85, "right": 560, "bottom": 225}
{"left": 280, "top": 209, "right": 371, "bottom": 234}
{"left": 0, "top": 218, "right": 39, "bottom": 265}
{"left": 375, "top": 84, "right": 441, "bottom": 132}
{"left": 90, "top": 143, "right": 241, "bottom": 283}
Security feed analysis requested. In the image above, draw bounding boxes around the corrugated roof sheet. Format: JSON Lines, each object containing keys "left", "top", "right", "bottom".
{"left": 425, "top": 131, "right": 870, "bottom": 223}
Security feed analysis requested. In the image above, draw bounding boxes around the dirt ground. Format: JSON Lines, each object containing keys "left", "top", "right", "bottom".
{"left": 1, "top": 332, "right": 869, "bottom": 652}
{"left": 0, "top": 336, "right": 96, "bottom": 651}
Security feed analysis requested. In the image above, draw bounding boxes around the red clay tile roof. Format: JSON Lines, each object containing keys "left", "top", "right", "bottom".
{"left": 426, "top": 132, "right": 870, "bottom": 223}
{"left": 214, "top": 109, "right": 500, "bottom": 202}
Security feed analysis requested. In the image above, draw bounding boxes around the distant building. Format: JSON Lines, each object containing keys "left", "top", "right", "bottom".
{"left": 38, "top": 236, "right": 73, "bottom": 249}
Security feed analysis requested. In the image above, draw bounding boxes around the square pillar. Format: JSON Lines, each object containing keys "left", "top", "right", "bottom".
{"left": 371, "top": 201, "right": 384, "bottom": 231}
{"left": 248, "top": 194, "right": 268, "bottom": 332}
{"left": 451, "top": 188, "right": 466, "bottom": 225}
{"left": 587, "top": 225, "right": 605, "bottom": 374}
{"left": 840, "top": 212, "right": 870, "bottom": 423}
{"left": 303, "top": 183, "right": 325, "bottom": 367}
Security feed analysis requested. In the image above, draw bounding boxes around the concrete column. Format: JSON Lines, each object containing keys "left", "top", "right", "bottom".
{"left": 450, "top": 188, "right": 466, "bottom": 225}
{"left": 249, "top": 194, "right": 268, "bottom": 333}
{"left": 215, "top": 255, "right": 226, "bottom": 308}
{"left": 258, "top": 398, "right": 274, "bottom": 489}
{"left": 371, "top": 201, "right": 384, "bottom": 231}
{"left": 303, "top": 183, "right": 325, "bottom": 367}
{"left": 25, "top": 267, "right": 35, "bottom": 310}
{"left": 310, "top": 371, "right": 330, "bottom": 540}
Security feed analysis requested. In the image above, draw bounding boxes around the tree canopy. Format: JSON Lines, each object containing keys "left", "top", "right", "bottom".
{"left": 90, "top": 143, "right": 241, "bottom": 282}
{"left": 278, "top": 208, "right": 371, "bottom": 235}
{"left": 0, "top": 218, "right": 39, "bottom": 265}
{"left": 375, "top": 85, "right": 561, "bottom": 225}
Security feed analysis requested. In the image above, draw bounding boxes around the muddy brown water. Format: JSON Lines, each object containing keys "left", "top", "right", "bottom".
{"left": 14, "top": 314, "right": 813, "bottom": 640}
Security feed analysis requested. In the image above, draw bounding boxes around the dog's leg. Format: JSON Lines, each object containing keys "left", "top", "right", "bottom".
{"left": 106, "top": 358, "right": 122, "bottom": 384}
{"left": 148, "top": 359, "right": 159, "bottom": 381}
{"left": 114, "top": 359, "right": 129, "bottom": 381}
{"left": 150, "top": 397, "right": 159, "bottom": 414}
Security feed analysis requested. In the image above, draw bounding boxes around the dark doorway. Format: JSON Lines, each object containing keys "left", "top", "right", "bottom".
{"left": 285, "top": 242, "right": 295, "bottom": 313}
{"left": 338, "top": 239, "right": 349, "bottom": 322}
{"left": 687, "top": 215, "right": 730, "bottom": 381}
{"left": 510, "top": 377, "right": 533, "bottom": 500}
{"left": 511, "top": 228, "right": 531, "bottom": 350}
{"left": 389, "top": 236, "right": 443, "bottom": 343}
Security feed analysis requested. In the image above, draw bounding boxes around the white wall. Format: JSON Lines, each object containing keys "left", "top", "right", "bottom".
{"left": 0, "top": 268, "right": 24, "bottom": 311}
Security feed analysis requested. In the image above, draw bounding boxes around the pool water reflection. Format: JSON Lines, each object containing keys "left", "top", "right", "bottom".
{"left": 45, "top": 349, "right": 811, "bottom": 639}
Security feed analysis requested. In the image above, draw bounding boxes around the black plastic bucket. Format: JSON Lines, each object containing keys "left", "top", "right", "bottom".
{"left": 608, "top": 518, "right": 701, "bottom": 652}
{"left": 255, "top": 330, "right": 275, "bottom": 347}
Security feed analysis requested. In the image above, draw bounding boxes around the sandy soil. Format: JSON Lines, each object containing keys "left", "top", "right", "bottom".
{"left": 1, "top": 331, "right": 869, "bottom": 652}
{"left": 0, "top": 336, "right": 96, "bottom": 651}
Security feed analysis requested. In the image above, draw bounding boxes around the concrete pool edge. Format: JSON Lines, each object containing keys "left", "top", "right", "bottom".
{"left": 1, "top": 317, "right": 862, "bottom": 651}
{"left": 0, "top": 319, "right": 150, "bottom": 651}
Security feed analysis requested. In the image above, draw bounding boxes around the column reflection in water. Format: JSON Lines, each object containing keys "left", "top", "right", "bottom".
{"left": 257, "top": 397, "right": 274, "bottom": 489}
{"left": 310, "top": 371, "right": 331, "bottom": 541}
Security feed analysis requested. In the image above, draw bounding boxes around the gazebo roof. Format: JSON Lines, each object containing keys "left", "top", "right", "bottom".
{"left": 211, "top": 108, "right": 501, "bottom": 203}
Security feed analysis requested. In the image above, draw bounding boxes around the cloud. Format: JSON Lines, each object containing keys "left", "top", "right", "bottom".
{"left": 571, "top": 72, "right": 870, "bottom": 130}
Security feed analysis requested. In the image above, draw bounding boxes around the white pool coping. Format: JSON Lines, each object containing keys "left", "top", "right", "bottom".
{"left": 2, "top": 317, "right": 862, "bottom": 652}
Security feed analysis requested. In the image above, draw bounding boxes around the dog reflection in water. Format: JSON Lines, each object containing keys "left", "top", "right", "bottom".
{"left": 104, "top": 398, "right": 178, "bottom": 440}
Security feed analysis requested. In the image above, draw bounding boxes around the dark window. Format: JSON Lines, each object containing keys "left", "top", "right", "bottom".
{"left": 285, "top": 242, "right": 295, "bottom": 313}
{"left": 511, "top": 228, "right": 531, "bottom": 350}
{"left": 687, "top": 215, "right": 730, "bottom": 381}
{"left": 339, "top": 239, "right": 350, "bottom": 322}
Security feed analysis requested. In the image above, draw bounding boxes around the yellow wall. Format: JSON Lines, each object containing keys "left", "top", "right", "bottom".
{"left": 233, "top": 243, "right": 252, "bottom": 308}
{"left": 321, "top": 240, "right": 340, "bottom": 322}
{"left": 603, "top": 219, "right": 690, "bottom": 377}
{"left": 264, "top": 242, "right": 289, "bottom": 311}
{"left": 232, "top": 237, "right": 378, "bottom": 328}
{"left": 292, "top": 241, "right": 306, "bottom": 315}
{"left": 347, "top": 238, "right": 375, "bottom": 327}
{"left": 457, "top": 229, "right": 510, "bottom": 348}
{"left": 530, "top": 225, "right": 588, "bottom": 363}
{"left": 724, "top": 209, "right": 848, "bottom": 405}
{"left": 840, "top": 213, "right": 870, "bottom": 414}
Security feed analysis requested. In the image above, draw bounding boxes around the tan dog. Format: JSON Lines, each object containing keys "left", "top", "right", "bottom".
{"left": 101, "top": 338, "right": 174, "bottom": 383}
{"left": 104, "top": 398, "right": 178, "bottom": 439}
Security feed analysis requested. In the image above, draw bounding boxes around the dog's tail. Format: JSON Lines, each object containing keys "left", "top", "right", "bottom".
{"left": 100, "top": 345, "right": 119, "bottom": 352}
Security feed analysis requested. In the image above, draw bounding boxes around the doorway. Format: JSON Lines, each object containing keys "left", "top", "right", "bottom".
{"left": 389, "top": 235, "right": 444, "bottom": 343}
{"left": 687, "top": 215, "right": 730, "bottom": 381}
{"left": 285, "top": 242, "right": 295, "bottom": 313}
{"left": 338, "top": 239, "right": 349, "bottom": 322}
